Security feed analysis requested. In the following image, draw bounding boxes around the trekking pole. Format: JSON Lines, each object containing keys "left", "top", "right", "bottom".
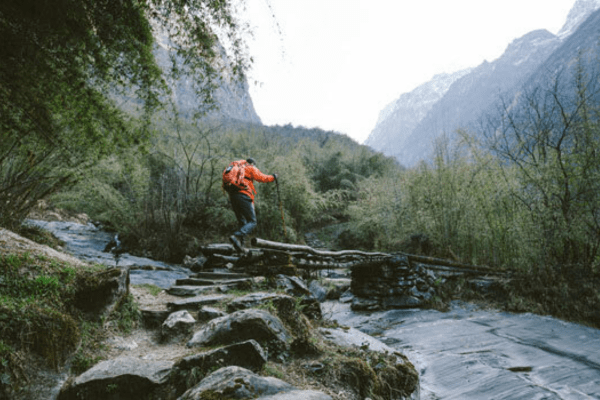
{"left": 274, "top": 176, "right": 288, "bottom": 241}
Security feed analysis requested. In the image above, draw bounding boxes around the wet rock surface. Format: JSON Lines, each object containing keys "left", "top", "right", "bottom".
{"left": 324, "top": 301, "right": 600, "bottom": 400}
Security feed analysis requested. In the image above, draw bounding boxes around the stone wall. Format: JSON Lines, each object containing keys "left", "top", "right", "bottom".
{"left": 351, "top": 255, "right": 439, "bottom": 311}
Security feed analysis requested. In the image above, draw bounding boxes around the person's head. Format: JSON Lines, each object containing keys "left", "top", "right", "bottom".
{"left": 246, "top": 157, "right": 256, "bottom": 166}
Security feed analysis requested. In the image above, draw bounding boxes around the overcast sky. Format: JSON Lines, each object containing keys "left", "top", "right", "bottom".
{"left": 240, "top": 0, "right": 576, "bottom": 144}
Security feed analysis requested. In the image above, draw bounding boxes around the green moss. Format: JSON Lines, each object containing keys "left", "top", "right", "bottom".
{"left": 196, "top": 390, "right": 236, "bottom": 400}
{"left": 30, "top": 307, "right": 80, "bottom": 368}
{"left": 71, "top": 320, "right": 106, "bottom": 375}
{"left": 339, "top": 358, "right": 377, "bottom": 398}
{"left": 0, "top": 252, "right": 107, "bottom": 394}
{"left": 113, "top": 294, "right": 141, "bottom": 333}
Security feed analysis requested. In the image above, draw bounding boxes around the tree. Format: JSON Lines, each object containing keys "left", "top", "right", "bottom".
{"left": 481, "top": 62, "right": 600, "bottom": 268}
{"left": 0, "top": 0, "right": 249, "bottom": 228}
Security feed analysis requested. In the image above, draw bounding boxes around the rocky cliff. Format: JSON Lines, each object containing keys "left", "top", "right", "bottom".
{"left": 117, "top": 22, "right": 262, "bottom": 125}
{"left": 153, "top": 34, "right": 262, "bottom": 124}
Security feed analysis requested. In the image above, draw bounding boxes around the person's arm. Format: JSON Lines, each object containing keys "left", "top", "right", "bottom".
{"left": 247, "top": 165, "right": 276, "bottom": 183}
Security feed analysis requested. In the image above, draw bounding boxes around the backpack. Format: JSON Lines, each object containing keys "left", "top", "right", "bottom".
{"left": 222, "top": 160, "right": 249, "bottom": 192}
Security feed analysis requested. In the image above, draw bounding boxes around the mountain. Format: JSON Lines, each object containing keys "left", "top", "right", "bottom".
{"left": 367, "top": 0, "right": 600, "bottom": 167}
{"left": 151, "top": 24, "right": 262, "bottom": 124}
{"left": 364, "top": 69, "right": 471, "bottom": 160}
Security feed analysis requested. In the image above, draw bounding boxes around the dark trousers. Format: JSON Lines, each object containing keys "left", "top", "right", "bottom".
{"left": 229, "top": 192, "right": 257, "bottom": 239}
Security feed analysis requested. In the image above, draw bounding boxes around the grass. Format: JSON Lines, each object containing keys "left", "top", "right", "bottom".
{"left": 0, "top": 248, "right": 139, "bottom": 397}
{"left": 133, "top": 283, "right": 163, "bottom": 296}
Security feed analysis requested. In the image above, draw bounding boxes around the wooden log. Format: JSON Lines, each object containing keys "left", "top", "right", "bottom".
{"left": 200, "top": 243, "right": 236, "bottom": 256}
{"left": 294, "top": 257, "right": 388, "bottom": 270}
{"left": 251, "top": 238, "right": 390, "bottom": 258}
{"left": 249, "top": 238, "right": 502, "bottom": 275}
{"left": 396, "top": 252, "right": 502, "bottom": 274}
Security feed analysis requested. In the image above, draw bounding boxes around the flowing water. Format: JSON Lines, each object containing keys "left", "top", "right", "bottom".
{"left": 27, "top": 220, "right": 189, "bottom": 288}
{"left": 30, "top": 220, "right": 600, "bottom": 399}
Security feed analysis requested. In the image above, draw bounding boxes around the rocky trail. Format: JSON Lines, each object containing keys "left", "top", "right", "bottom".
{"left": 7, "top": 218, "right": 598, "bottom": 400}
{"left": 4, "top": 218, "right": 417, "bottom": 400}
{"left": 56, "top": 250, "right": 419, "bottom": 400}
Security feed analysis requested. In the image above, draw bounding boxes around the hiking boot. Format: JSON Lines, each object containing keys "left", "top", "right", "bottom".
{"left": 229, "top": 235, "right": 244, "bottom": 253}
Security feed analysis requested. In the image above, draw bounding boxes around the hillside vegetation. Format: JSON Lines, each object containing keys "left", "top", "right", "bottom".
{"left": 3, "top": 65, "right": 600, "bottom": 329}
{"left": 42, "top": 59, "right": 600, "bottom": 328}
{"left": 48, "top": 119, "right": 399, "bottom": 261}
{"left": 32, "top": 61, "right": 600, "bottom": 326}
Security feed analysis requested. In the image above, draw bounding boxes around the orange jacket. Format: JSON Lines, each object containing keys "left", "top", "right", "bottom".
{"left": 237, "top": 163, "right": 275, "bottom": 202}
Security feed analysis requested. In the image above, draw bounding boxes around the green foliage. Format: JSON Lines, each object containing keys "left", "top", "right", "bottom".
{"left": 337, "top": 63, "right": 600, "bottom": 326}
{"left": 112, "top": 294, "right": 141, "bottom": 333}
{"left": 71, "top": 320, "right": 105, "bottom": 375}
{"left": 0, "top": 0, "right": 250, "bottom": 229}
{"left": 478, "top": 62, "right": 600, "bottom": 269}
{"left": 0, "top": 251, "right": 109, "bottom": 395}
{"left": 51, "top": 118, "right": 393, "bottom": 260}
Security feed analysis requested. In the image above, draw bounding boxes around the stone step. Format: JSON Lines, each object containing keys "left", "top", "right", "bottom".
{"left": 190, "top": 271, "right": 252, "bottom": 280}
{"left": 167, "top": 285, "right": 219, "bottom": 297}
{"left": 175, "top": 277, "right": 255, "bottom": 287}
{"left": 167, "top": 294, "right": 233, "bottom": 311}
{"left": 140, "top": 309, "right": 172, "bottom": 328}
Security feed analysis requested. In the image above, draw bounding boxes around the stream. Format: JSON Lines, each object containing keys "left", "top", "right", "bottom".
{"left": 28, "top": 220, "right": 190, "bottom": 288}
{"left": 29, "top": 220, "right": 600, "bottom": 400}
{"left": 322, "top": 301, "right": 600, "bottom": 399}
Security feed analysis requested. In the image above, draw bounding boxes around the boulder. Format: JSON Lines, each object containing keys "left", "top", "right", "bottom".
{"left": 298, "top": 296, "right": 322, "bottom": 320}
{"left": 175, "top": 277, "right": 254, "bottom": 288}
{"left": 177, "top": 366, "right": 332, "bottom": 400}
{"left": 351, "top": 297, "right": 380, "bottom": 311}
{"left": 141, "top": 309, "right": 172, "bottom": 328}
{"left": 196, "top": 306, "right": 227, "bottom": 322}
{"left": 318, "top": 327, "right": 419, "bottom": 400}
{"left": 175, "top": 340, "right": 267, "bottom": 373}
{"left": 382, "top": 295, "right": 423, "bottom": 309}
{"left": 339, "top": 289, "right": 354, "bottom": 303}
{"left": 190, "top": 271, "right": 252, "bottom": 280}
{"left": 182, "top": 255, "right": 207, "bottom": 272}
{"left": 308, "top": 280, "right": 327, "bottom": 302}
{"left": 226, "top": 292, "right": 322, "bottom": 320}
{"left": 58, "top": 357, "right": 173, "bottom": 400}
{"left": 319, "top": 327, "right": 395, "bottom": 354}
{"left": 226, "top": 292, "right": 295, "bottom": 313}
{"left": 167, "top": 285, "right": 218, "bottom": 297}
{"left": 187, "top": 309, "right": 290, "bottom": 357}
{"left": 72, "top": 267, "right": 129, "bottom": 319}
{"left": 161, "top": 310, "right": 196, "bottom": 342}
{"left": 274, "top": 274, "right": 311, "bottom": 297}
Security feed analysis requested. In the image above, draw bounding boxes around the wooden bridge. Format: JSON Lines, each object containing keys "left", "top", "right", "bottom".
{"left": 198, "top": 237, "right": 503, "bottom": 278}
{"left": 191, "top": 237, "right": 507, "bottom": 310}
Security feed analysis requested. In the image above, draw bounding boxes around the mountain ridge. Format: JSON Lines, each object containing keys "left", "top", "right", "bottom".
{"left": 366, "top": 0, "right": 600, "bottom": 167}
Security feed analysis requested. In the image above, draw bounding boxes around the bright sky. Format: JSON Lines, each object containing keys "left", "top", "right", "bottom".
{"left": 240, "top": 0, "right": 576, "bottom": 144}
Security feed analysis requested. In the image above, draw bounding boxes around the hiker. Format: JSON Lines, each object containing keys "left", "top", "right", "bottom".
{"left": 222, "top": 157, "right": 277, "bottom": 252}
